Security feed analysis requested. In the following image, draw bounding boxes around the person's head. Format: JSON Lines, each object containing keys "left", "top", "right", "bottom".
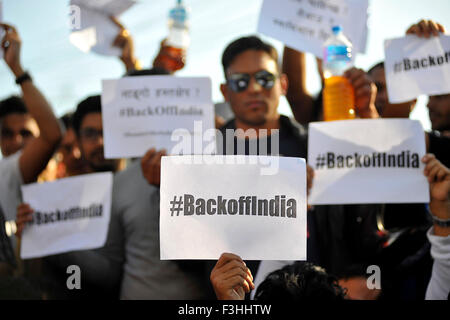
{"left": 367, "top": 62, "right": 416, "bottom": 117}
{"left": 220, "top": 36, "right": 288, "bottom": 127}
{"left": 427, "top": 94, "right": 450, "bottom": 132}
{"left": 254, "top": 262, "right": 346, "bottom": 301}
{"left": 57, "top": 113, "right": 86, "bottom": 176}
{"left": 72, "top": 95, "right": 118, "bottom": 172}
{"left": 0, "top": 96, "right": 39, "bottom": 157}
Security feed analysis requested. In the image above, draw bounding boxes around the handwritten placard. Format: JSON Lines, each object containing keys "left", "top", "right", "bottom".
{"left": 102, "top": 76, "right": 215, "bottom": 158}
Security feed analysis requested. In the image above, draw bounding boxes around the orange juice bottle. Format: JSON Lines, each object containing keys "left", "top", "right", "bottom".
{"left": 162, "top": 0, "right": 190, "bottom": 72}
{"left": 322, "top": 26, "right": 355, "bottom": 121}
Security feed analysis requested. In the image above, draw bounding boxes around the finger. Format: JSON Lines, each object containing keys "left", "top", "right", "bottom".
{"left": 344, "top": 68, "right": 365, "bottom": 83}
{"left": 16, "top": 214, "right": 33, "bottom": 225}
{"left": 17, "top": 204, "right": 33, "bottom": 217}
{"left": 112, "top": 34, "right": 125, "bottom": 48}
{"left": 109, "top": 16, "right": 125, "bottom": 30}
{"left": 246, "top": 266, "right": 254, "bottom": 283}
{"left": 428, "top": 160, "right": 441, "bottom": 182}
{"left": 421, "top": 153, "right": 435, "bottom": 164}
{"left": 436, "top": 22, "right": 446, "bottom": 34}
{"left": 17, "top": 205, "right": 34, "bottom": 216}
{"left": 221, "top": 266, "right": 251, "bottom": 282}
{"left": 1, "top": 33, "right": 12, "bottom": 49}
{"left": 149, "top": 150, "right": 165, "bottom": 166}
{"left": 17, "top": 202, "right": 32, "bottom": 210}
{"left": 418, "top": 20, "right": 430, "bottom": 38}
{"left": 149, "top": 150, "right": 164, "bottom": 183}
{"left": 355, "top": 85, "right": 372, "bottom": 98}
{"left": 428, "top": 163, "right": 442, "bottom": 183}
{"left": 218, "top": 260, "right": 249, "bottom": 276}
{"left": 222, "top": 267, "right": 254, "bottom": 290}
{"left": 306, "top": 165, "right": 315, "bottom": 176}
{"left": 424, "top": 158, "right": 439, "bottom": 176}
{"left": 0, "top": 23, "right": 17, "bottom": 33}
{"left": 436, "top": 167, "right": 448, "bottom": 182}
{"left": 349, "top": 73, "right": 371, "bottom": 90}
{"left": 406, "top": 24, "right": 420, "bottom": 35}
{"left": 227, "top": 275, "right": 251, "bottom": 293}
{"left": 16, "top": 226, "right": 24, "bottom": 237}
{"left": 141, "top": 148, "right": 156, "bottom": 165}
{"left": 428, "top": 20, "right": 441, "bottom": 37}
{"left": 154, "top": 164, "right": 161, "bottom": 185}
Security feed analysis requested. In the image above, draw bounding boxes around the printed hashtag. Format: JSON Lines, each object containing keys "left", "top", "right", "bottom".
{"left": 316, "top": 154, "right": 326, "bottom": 169}
{"left": 170, "top": 196, "right": 183, "bottom": 216}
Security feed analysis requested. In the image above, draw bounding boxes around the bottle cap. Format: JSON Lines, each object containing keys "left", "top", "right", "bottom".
{"left": 332, "top": 25, "right": 342, "bottom": 34}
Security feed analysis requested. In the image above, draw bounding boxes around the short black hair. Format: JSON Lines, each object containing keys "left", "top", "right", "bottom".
{"left": 126, "top": 67, "right": 171, "bottom": 77}
{"left": 0, "top": 96, "right": 28, "bottom": 120}
{"left": 254, "top": 262, "right": 346, "bottom": 301}
{"left": 368, "top": 61, "right": 384, "bottom": 75}
{"left": 72, "top": 95, "right": 101, "bottom": 136}
{"left": 221, "top": 35, "right": 279, "bottom": 77}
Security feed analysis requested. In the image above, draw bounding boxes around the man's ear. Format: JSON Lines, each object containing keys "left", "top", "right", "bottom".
{"left": 220, "top": 83, "right": 230, "bottom": 102}
{"left": 279, "top": 73, "right": 288, "bottom": 96}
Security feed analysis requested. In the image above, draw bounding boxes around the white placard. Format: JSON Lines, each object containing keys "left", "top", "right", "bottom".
{"left": 160, "top": 155, "right": 307, "bottom": 260}
{"left": 257, "top": 0, "right": 368, "bottom": 58}
{"left": 20, "top": 172, "right": 113, "bottom": 259}
{"left": 384, "top": 34, "right": 450, "bottom": 103}
{"left": 101, "top": 76, "right": 215, "bottom": 158}
{"left": 69, "top": 0, "right": 136, "bottom": 56}
{"left": 307, "top": 119, "right": 429, "bottom": 205}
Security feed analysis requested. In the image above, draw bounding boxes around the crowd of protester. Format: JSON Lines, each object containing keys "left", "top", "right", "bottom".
{"left": 0, "top": 16, "right": 449, "bottom": 301}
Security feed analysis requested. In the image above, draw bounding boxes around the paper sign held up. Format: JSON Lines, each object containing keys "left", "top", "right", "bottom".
{"left": 257, "top": 0, "right": 368, "bottom": 58}
{"left": 20, "top": 172, "right": 113, "bottom": 259}
{"left": 384, "top": 34, "right": 450, "bottom": 103}
{"left": 101, "top": 76, "right": 215, "bottom": 159}
{"left": 307, "top": 119, "right": 429, "bottom": 205}
{"left": 160, "top": 155, "right": 307, "bottom": 260}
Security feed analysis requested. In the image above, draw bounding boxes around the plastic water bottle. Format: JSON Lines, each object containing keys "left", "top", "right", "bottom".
{"left": 322, "top": 25, "right": 355, "bottom": 121}
{"left": 161, "top": 0, "right": 190, "bottom": 72}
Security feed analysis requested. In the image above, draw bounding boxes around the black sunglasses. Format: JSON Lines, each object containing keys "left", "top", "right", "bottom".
{"left": 227, "top": 70, "right": 277, "bottom": 92}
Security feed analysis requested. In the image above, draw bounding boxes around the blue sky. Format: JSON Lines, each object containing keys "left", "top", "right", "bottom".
{"left": 1, "top": 0, "right": 450, "bottom": 130}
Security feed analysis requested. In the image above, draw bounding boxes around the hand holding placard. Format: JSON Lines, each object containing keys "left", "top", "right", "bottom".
{"left": 384, "top": 20, "right": 450, "bottom": 103}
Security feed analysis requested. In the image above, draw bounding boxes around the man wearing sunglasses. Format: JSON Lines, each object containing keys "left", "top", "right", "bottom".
{"left": 220, "top": 36, "right": 294, "bottom": 140}
{"left": 216, "top": 35, "right": 384, "bottom": 300}
{"left": 216, "top": 36, "right": 315, "bottom": 290}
